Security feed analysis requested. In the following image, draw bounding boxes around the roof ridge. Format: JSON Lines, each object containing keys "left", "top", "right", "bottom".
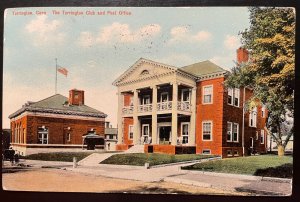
{"left": 31, "top": 94, "right": 67, "bottom": 105}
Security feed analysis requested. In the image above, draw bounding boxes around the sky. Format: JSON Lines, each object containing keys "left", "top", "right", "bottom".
{"left": 3, "top": 7, "right": 250, "bottom": 128}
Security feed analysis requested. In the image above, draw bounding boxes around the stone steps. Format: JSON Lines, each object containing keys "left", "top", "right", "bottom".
{"left": 124, "top": 145, "right": 145, "bottom": 153}
{"left": 78, "top": 153, "right": 115, "bottom": 166}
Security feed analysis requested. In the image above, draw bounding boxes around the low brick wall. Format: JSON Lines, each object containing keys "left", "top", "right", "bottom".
{"left": 115, "top": 144, "right": 128, "bottom": 151}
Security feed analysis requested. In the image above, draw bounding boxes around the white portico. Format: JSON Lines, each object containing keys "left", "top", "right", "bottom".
{"left": 113, "top": 58, "right": 197, "bottom": 150}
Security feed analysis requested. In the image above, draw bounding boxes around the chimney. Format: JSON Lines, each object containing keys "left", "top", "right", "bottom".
{"left": 69, "top": 89, "right": 84, "bottom": 106}
{"left": 105, "top": 122, "right": 110, "bottom": 128}
{"left": 237, "top": 47, "right": 249, "bottom": 64}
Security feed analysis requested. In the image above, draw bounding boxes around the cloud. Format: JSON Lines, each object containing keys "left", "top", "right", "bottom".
{"left": 78, "top": 22, "right": 161, "bottom": 47}
{"left": 169, "top": 26, "right": 212, "bottom": 43}
{"left": 158, "top": 53, "right": 195, "bottom": 67}
{"left": 224, "top": 35, "right": 241, "bottom": 50}
{"left": 25, "top": 16, "right": 66, "bottom": 46}
{"left": 78, "top": 31, "right": 95, "bottom": 47}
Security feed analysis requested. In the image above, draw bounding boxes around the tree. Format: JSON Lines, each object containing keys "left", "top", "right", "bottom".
{"left": 225, "top": 7, "right": 295, "bottom": 156}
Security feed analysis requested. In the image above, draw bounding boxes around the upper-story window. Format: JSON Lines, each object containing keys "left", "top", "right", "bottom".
{"left": 181, "top": 89, "right": 190, "bottom": 103}
{"left": 249, "top": 107, "right": 257, "bottom": 127}
{"left": 228, "top": 88, "right": 240, "bottom": 107}
{"left": 142, "top": 95, "right": 151, "bottom": 105}
{"left": 261, "top": 105, "right": 266, "bottom": 118}
{"left": 161, "top": 92, "right": 169, "bottom": 102}
{"left": 227, "top": 122, "right": 239, "bottom": 142}
{"left": 203, "top": 85, "right": 213, "bottom": 104}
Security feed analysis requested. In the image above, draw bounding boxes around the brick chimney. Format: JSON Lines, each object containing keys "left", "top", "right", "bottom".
{"left": 237, "top": 47, "right": 249, "bottom": 64}
{"left": 69, "top": 89, "right": 84, "bottom": 106}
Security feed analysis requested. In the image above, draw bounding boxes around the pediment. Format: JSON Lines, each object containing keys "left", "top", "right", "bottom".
{"left": 113, "top": 58, "right": 177, "bottom": 86}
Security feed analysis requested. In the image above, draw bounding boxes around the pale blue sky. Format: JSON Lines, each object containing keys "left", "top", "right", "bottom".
{"left": 3, "top": 7, "right": 250, "bottom": 128}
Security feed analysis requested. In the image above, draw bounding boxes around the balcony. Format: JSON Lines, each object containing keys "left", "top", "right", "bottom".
{"left": 177, "top": 101, "right": 191, "bottom": 112}
{"left": 122, "top": 101, "right": 191, "bottom": 115}
{"left": 122, "top": 106, "right": 133, "bottom": 114}
{"left": 138, "top": 104, "right": 152, "bottom": 113}
{"left": 157, "top": 101, "right": 172, "bottom": 111}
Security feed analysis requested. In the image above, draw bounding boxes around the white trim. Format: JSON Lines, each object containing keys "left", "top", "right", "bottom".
{"left": 142, "top": 124, "right": 150, "bottom": 138}
{"left": 202, "top": 121, "right": 213, "bottom": 141}
{"left": 37, "top": 126, "right": 49, "bottom": 144}
{"left": 227, "top": 150, "right": 233, "bottom": 157}
{"left": 181, "top": 122, "right": 190, "bottom": 144}
{"left": 227, "top": 88, "right": 233, "bottom": 105}
{"left": 234, "top": 88, "right": 240, "bottom": 107}
{"left": 129, "top": 125, "right": 134, "bottom": 139}
{"left": 202, "top": 85, "right": 213, "bottom": 104}
{"left": 67, "top": 133, "right": 71, "bottom": 142}
{"left": 249, "top": 107, "right": 257, "bottom": 127}
{"left": 157, "top": 122, "right": 172, "bottom": 127}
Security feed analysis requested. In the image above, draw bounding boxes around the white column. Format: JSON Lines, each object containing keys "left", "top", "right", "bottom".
{"left": 117, "top": 91, "right": 123, "bottom": 144}
{"left": 171, "top": 82, "right": 178, "bottom": 145}
{"left": 133, "top": 89, "right": 139, "bottom": 144}
{"left": 189, "top": 87, "right": 196, "bottom": 146}
{"left": 151, "top": 85, "right": 158, "bottom": 145}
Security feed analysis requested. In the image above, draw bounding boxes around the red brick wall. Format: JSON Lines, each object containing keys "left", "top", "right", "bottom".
{"left": 195, "top": 77, "right": 225, "bottom": 156}
{"left": 123, "top": 93, "right": 133, "bottom": 106}
{"left": 11, "top": 116, "right": 28, "bottom": 144}
{"left": 145, "top": 144, "right": 175, "bottom": 154}
{"left": 11, "top": 115, "right": 104, "bottom": 145}
{"left": 123, "top": 117, "right": 133, "bottom": 145}
{"left": 69, "top": 89, "right": 84, "bottom": 105}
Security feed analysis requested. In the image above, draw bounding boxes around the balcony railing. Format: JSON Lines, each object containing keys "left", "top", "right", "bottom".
{"left": 138, "top": 104, "right": 152, "bottom": 113}
{"left": 157, "top": 101, "right": 172, "bottom": 111}
{"left": 122, "top": 106, "right": 133, "bottom": 114}
{"left": 177, "top": 101, "right": 191, "bottom": 112}
{"left": 122, "top": 101, "right": 191, "bottom": 115}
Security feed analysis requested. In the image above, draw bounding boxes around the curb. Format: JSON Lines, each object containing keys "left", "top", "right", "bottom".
{"left": 180, "top": 169, "right": 292, "bottom": 183}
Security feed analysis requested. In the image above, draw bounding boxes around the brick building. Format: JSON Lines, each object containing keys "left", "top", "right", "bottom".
{"left": 113, "top": 48, "right": 267, "bottom": 157}
{"left": 9, "top": 89, "right": 107, "bottom": 156}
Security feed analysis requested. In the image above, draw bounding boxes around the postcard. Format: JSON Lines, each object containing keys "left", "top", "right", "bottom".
{"left": 2, "top": 7, "right": 294, "bottom": 196}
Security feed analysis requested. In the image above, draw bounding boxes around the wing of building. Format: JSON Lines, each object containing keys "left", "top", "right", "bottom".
{"left": 113, "top": 48, "right": 268, "bottom": 158}
{"left": 9, "top": 89, "right": 107, "bottom": 156}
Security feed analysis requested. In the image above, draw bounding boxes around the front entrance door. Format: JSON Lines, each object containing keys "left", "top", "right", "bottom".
{"left": 159, "top": 126, "right": 171, "bottom": 145}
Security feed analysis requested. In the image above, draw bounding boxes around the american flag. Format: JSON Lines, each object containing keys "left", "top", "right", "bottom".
{"left": 57, "top": 66, "right": 68, "bottom": 77}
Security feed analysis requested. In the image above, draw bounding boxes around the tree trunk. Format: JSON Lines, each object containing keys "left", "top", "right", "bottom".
{"left": 278, "top": 145, "right": 285, "bottom": 156}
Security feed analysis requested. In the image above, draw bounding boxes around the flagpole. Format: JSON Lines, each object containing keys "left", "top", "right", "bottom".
{"left": 55, "top": 58, "right": 57, "bottom": 94}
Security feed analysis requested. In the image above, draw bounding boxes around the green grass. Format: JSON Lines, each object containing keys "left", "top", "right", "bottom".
{"left": 100, "top": 153, "right": 217, "bottom": 166}
{"left": 23, "top": 152, "right": 97, "bottom": 162}
{"left": 182, "top": 154, "right": 293, "bottom": 178}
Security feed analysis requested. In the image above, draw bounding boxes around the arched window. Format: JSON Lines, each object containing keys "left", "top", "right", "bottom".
{"left": 140, "top": 70, "right": 149, "bottom": 75}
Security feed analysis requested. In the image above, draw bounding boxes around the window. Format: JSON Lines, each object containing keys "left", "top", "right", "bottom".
{"left": 234, "top": 150, "right": 239, "bottom": 156}
{"left": 129, "top": 125, "right": 134, "bottom": 139}
{"left": 202, "top": 149, "right": 211, "bottom": 154}
{"left": 142, "top": 124, "right": 150, "bottom": 144}
{"left": 227, "top": 122, "right": 239, "bottom": 142}
{"left": 233, "top": 123, "right": 239, "bottom": 142}
{"left": 181, "top": 89, "right": 190, "bottom": 103}
{"left": 249, "top": 107, "right": 257, "bottom": 127}
{"left": 202, "top": 121, "right": 212, "bottom": 140}
{"left": 37, "top": 127, "right": 48, "bottom": 144}
{"left": 140, "top": 70, "right": 149, "bottom": 75}
{"left": 203, "top": 85, "right": 213, "bottom": 104}
{"left": 234, "top": 88, "right": 240, "bottom": 107}
{"left": 261, "top": 130, "right": 265, "bottom": 144}
{"left": 109, "top": 135, "right": 114, "bottom": 140}
{"left": 262, "top": 105, "right": 266, "bottom": 118}
{"left": 227, "top": 122, "right": 232, "bottom": 142}
{"left": 256, "top": 131, "right": 259, "bottom": 140}
{"left": 181, "top": 122, "right": 189, "bottom": 144}
{"left": 67, "top": 133, "right": 71, "bottom": 142}
{"left": 142, "top": 95, "right": 151, "bottom": 105}
{"left": 228, "top": 88, "right": 233, "bottom": 105}
{"left": 161, "top": 92, "right": 169, "bottom": 102}
{"left": 227, "top": 150, "right": 232, "bottom": 157}
{"left": 227, "top": 88, "right": 240, "bottom": 107}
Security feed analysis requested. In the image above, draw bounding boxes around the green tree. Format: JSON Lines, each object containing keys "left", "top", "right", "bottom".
{"left": 226, "top": 7, "right": 295, "bottom": 156}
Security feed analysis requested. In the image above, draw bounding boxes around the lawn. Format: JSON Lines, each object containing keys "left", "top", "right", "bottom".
{"left": 23, "top": 152, "right": 97, "bottom": 162}
{"left": 100, "top": 153, "right": 217, "bottom": 166}
{"left": 182, "top": 154, "right": 293, "bottom": 178}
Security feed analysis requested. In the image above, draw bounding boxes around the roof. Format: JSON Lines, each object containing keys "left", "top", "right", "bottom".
{"left": 105, "top": 128, "right": 117, "bottom": 135}
{"left": 180, "top": 60, "right": 227, "bottom": 76}
{"left": 9, "top": 94, "right": 107, "bottom": 119}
